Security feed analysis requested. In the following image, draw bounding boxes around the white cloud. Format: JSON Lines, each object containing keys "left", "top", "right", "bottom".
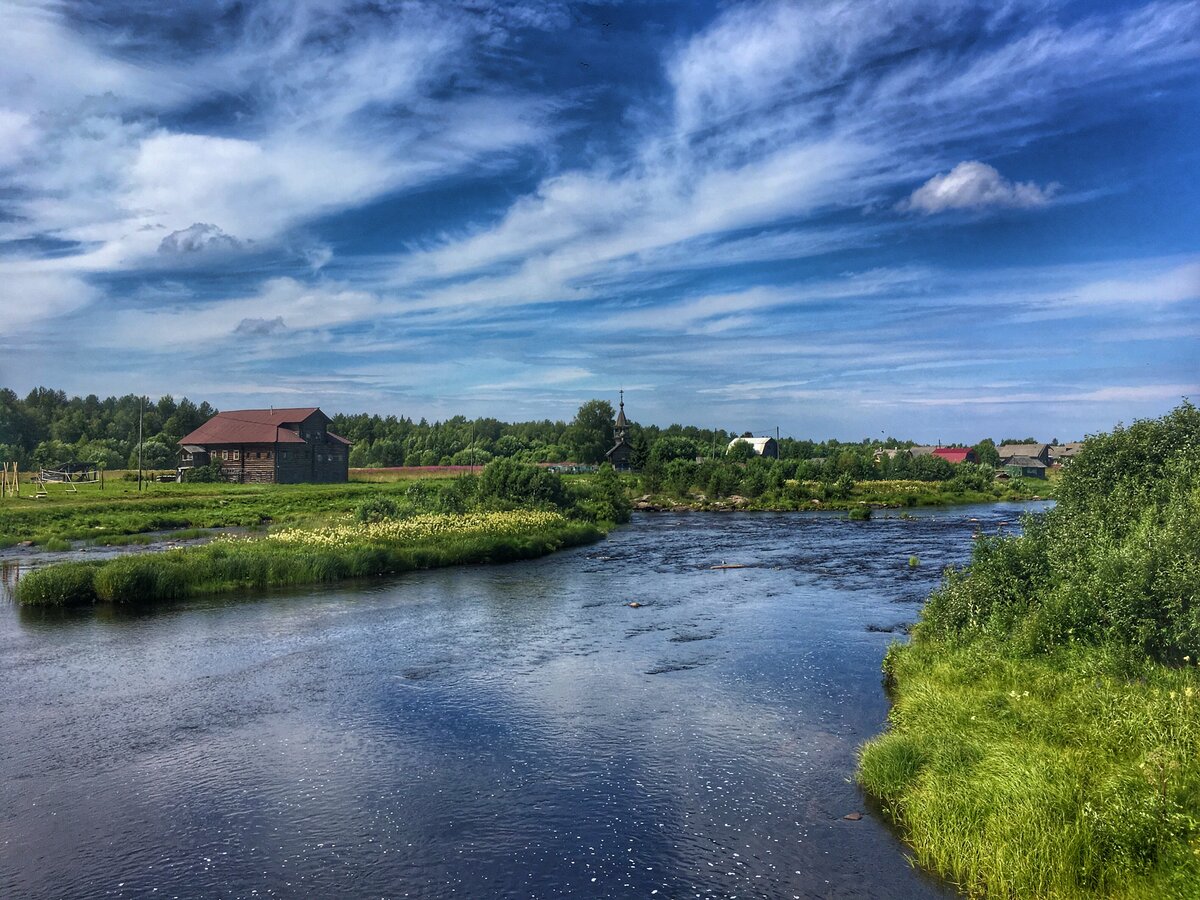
{"left": 0, "top": 268, "right": 97, "bottom": 328}
{"left": 903, "top": 161, "right": 1059, "bottom": 213}
{"left": 1069, "top": 261, "right": 1200, "bottom": 306}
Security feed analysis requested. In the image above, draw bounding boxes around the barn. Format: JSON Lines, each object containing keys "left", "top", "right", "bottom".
{"left": 178, "top": 408, "right": 351, "bottom": 484}
{"left": 727, "top": 434, "right": 779, "bottom": 459}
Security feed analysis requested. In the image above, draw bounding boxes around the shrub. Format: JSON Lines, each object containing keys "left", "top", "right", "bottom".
{"left": 476, "top": 458, "right": 566, "bottom": 509}
{"left": 355, "top": 494, "right": 400, "bottom": 522}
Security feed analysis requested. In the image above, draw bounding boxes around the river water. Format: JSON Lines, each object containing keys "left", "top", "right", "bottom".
{"left": 0, "top": 503, "right": 1048, "bottom": 899}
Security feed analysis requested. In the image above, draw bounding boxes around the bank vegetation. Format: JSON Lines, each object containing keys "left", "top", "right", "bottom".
{"left": 858, "top": 403, "right": 1200, "bottom": 898}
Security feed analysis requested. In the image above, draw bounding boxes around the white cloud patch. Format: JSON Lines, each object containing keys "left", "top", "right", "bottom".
{"left": 903, "top": 161, "right": 1059, "bottom": 213}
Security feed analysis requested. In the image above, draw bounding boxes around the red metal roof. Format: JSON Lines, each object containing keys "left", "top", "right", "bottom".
{"left": 932, "top": 447, "right": 975, "bottom": 464}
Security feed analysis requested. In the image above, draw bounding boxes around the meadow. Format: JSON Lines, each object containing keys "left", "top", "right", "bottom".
{"left": 8, "top": 460, "right": 624, "bottom": 607}
{"left": 858, "top": 404, "right": 1200, "bottom": 898}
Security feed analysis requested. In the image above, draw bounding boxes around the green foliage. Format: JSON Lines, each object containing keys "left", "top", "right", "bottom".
{"left": 860, "top": 404, "right": 1200, "bottom": 899}
{"left": 18, "top": 519, "right": 603, "bottom": 607}
{"left": 183, "top": 460, "right": 224, "bottom": 482}
{"left": 475, "top": 458, "right": 567, "bottom": 509}
{"left": 848, "top": 505, "right": 872, "bottom": 520}
{"left": 573, "top": 463, "right": 631, "bottom": 524}
{"left": 725, "top": 439, "right": 756, "bottom": 461}
{"left": 14, "top": 561, "right": 100, "bottom": 606}
{"left": 974, "top": 438, "right": 1001, "bottom": 468}
{"left": 568, "top": 399, "right": 615, "bottom": 464}
{"left": 355, "top": 494, "right": 400, "bottom": 522}
{"left": 920, "top": 403, "right": 1200, "bottom": 661}
{"left": 859, "top": 643, "right": 1200, "bottom": 899}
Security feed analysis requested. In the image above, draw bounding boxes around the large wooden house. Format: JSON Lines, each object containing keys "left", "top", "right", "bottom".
{"left": 178, "top": 408, "right": 350, "bottom": 483}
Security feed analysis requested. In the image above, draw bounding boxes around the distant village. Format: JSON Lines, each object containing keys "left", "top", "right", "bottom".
{"left": 1, "top": 386, "right": 1078, "bottom": 486}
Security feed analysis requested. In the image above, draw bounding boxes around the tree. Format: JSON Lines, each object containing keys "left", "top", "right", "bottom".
{"left": 974, "top": 438, "right": 1001, "bottom": 468}
{"left": 568, "top": 400, "right": 615, "bottom": 464}
{"left": 726, "top": 439, "right": 756, "bottom": 461}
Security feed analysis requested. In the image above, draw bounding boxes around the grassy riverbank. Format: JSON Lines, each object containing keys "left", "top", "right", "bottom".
{"left": 633, "top": 475, "right": 1050, "bottom": 512}
{"left": 17, "top": 510, "right": 601, "bottom": 607}
{"left": 858, "top": 404, "right": 1200, "bottom": 898}
{"left": 10, "top": 459, "right": 628, "bottom": 606}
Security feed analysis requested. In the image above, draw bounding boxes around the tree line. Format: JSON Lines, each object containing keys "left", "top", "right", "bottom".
{"left": 0, "top": 386, "right": 1012, "bottom": 476}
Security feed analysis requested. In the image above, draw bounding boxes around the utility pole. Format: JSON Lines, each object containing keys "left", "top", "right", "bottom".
{"left": 137, "top": 396, "right": 144, "bottom": 492}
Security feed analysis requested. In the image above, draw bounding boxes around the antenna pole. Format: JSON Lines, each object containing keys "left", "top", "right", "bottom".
{"left": 137, "top": 397, "right": 144, "bottom": 492}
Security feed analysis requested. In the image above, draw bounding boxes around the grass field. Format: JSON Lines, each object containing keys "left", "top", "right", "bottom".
{"left": 0, "top": 478, "right": 458, "bottom": 546}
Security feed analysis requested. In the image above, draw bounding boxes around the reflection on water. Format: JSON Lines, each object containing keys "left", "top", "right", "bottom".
{"left": 0, "top": 504, "right": 1048, "bottom": 898}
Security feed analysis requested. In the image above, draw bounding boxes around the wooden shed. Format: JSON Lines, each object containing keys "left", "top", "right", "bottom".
{"left": 178, "top": 407, "right": 350, "bottom": 484}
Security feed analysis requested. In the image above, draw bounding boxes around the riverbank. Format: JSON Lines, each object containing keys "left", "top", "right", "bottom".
{"left": 630, "top": 476, "right": 1050, "bottom": 513}
{"left": 16, "top": 511, "right": 603, "bottom": 606}
{"left": 857, "top": 404, "right": 1200, "bottom": 898}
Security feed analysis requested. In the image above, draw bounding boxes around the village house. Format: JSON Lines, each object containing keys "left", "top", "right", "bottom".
{"left": 1001, "top": 455, "right": 1048, "bottom": 479}
{"left": 998, "top": 443, "right": 1053, "bottom": 467}
{"left": 897, "top": 446, "right": 977, "bottom": 463}
{"left": 178, "top": 407, "right": 351, "bottom": 484}
{"left": 727, "top": 433, "right": 779, "bottom": 459}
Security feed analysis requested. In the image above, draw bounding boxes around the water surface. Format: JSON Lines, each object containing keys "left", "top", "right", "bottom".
{"left": 0, "top": 504, "right": 1047, "bottom": 898}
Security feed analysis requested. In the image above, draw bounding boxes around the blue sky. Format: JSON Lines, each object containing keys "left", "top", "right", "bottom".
{"left": 1, "top": 0, "right": 1197, "bottom": 442}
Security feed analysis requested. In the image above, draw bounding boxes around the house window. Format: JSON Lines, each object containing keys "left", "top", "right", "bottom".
{"left": 233, "top": 449, "right": 240, "bottom": 460}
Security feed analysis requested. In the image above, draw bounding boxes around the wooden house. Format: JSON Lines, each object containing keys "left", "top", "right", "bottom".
{"left": 998, "top": 443, "right": 1052, "bottom": 466}
{"left": 178, "top": 408, "right": 350, "bottom": 484}
{"left": 1001, "top": 455, "right": 1048, "bottom": 479}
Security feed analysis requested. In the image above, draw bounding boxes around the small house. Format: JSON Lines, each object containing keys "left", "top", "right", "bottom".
{"left": 1001, "top": 455, "right": 1047, "bottom": 479}
{"left": 178, "top": 407, "right": 351, "bottom": 484}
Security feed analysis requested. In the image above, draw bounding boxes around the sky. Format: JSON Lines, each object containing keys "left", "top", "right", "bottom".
{"left": 1, "top": 0, "right": 1197, "bottom": 443}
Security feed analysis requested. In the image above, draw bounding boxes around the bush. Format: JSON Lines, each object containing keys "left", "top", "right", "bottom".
{"left": 476, "top": 458, "right": 566, "bottom": 509}
{"left": 355, "top": 494, "right": 400, "bottom": 523}
{"left": 184, "top": 460, "right": 224, "bottom": 482}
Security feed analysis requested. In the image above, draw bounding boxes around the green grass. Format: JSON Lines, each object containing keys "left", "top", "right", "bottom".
{"left": 858, "top": 405, "right": 1200, "bottom": 898}
{"left": 17, "top": 518, "right": 603, "bottom": 607}
{"left": 859, "top": 641, "right": 1200, "bottom": 899}
{"left": 0, "top": 479, "right": 457, "bottom": 545}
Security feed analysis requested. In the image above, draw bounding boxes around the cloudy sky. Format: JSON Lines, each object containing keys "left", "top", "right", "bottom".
{"left": 1, "top": 0, "right": 1197, "bottom": 441}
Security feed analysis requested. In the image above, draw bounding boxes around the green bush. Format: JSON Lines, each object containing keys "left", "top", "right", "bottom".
{"left": 355, "top": 494, "right": 400, "bottom": 522}
{"left": 476, "top": 458, "right": 566, "bottom": 509}
{"left": 918, "top": 403, "right": 1200, "bottom": 661}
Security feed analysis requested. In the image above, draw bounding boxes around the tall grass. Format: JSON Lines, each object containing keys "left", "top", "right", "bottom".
{"left": 859, "top": 403, "right": 1200, "bottom": 898}
{"left": 16, "top": 512, "right": 602, "bottom": 607}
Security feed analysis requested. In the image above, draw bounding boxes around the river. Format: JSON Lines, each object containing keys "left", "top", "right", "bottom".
{"left": 0, "top": 503, "right": 1049, "bottom": 899}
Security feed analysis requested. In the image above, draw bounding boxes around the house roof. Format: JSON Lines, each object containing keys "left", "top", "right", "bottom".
{"left": 728, "top": 436, "right": 775, "bottom": 453}
{"left": 998, "top": 443, "right": 1049, "bottom": 460}
{"left": 933, "top": 447, "right": 974, "bottom": 464}
{"left": 909, "top": 445, "right": 937, "bottom": 457}
{"left": 179, "top": 408, "right": 330, "bottom": 446}
{"left": 1003, "top": 455, "right": 1047, "bottom": 469}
